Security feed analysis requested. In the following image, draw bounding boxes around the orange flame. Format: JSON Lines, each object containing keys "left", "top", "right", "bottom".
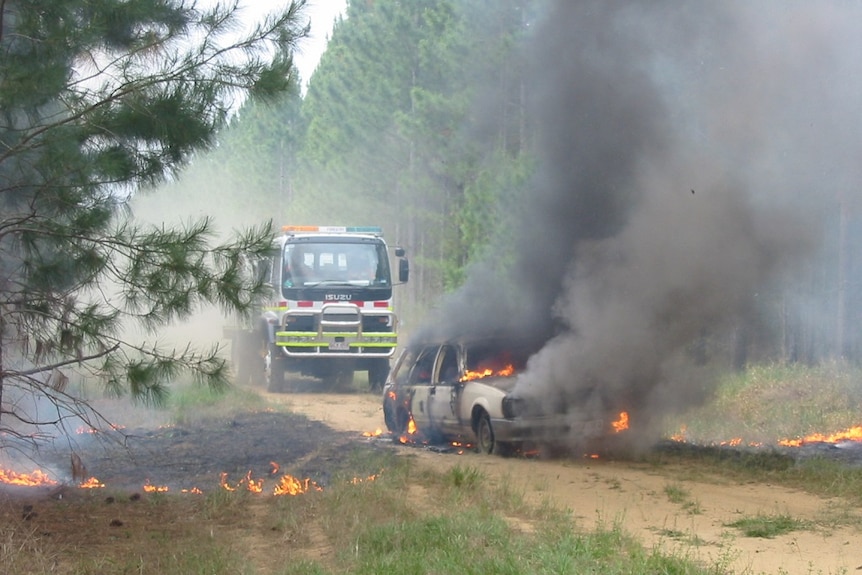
{"left": 78, "top": 476, "right": 105, "bottom": 489}
{"left": 362, "top": 428, "right": 384, "bottom": 437}
{"left": 181, "top": 487, "right": 203, "bottom": 494}
{"left": 143, "top": 480, "right": 168, "bottom": 493}
{"left": 220, "top": 470, "right": 322, "bottom": 496}
{"left": 219, "top": 472, "right": 238, "bottom": 492}
{"left": 399, "top": 414, "right": 419, "bottom": 443}
{"left": 220, "top": 470, "right": 264, "bottom": 493}
{"left": 460, "top": 364, "right": 516, "bottom": 382}
{"left": 273, "top": 474, "right": 322, "bottom": 496}
{"left": 246, "top": 472, "right": 265, "bottom": 494}
{"left": 779, "top": 424, "right": 862, "bottom": 447}
{"left": 0, "top": 468, "right": 58, "bottom": 487}
{"left": 349, "top": 473, "right": 379, "bottom": 485}
{"left": 670, "top": 425, "right": 688, "bottom": 442}
{"left": 612, "top": 411, "right": 629, "bottom": 433}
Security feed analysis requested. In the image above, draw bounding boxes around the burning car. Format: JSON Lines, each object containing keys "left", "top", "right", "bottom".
{"left": 382, "top": 337, "right": 629, "bottom": 455}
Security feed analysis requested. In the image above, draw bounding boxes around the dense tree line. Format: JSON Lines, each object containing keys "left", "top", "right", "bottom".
{"left": 161, "top": 0, "right": 862, "bottom": 370}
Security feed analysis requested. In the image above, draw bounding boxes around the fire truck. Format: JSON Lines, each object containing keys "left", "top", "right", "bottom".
{"left": 230, "top": 225, "right": 409, "bottom": 392}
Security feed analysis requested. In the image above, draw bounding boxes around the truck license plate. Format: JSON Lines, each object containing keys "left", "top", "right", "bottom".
{"left": 330, "top": 341, "right": 349, "bottom": 351}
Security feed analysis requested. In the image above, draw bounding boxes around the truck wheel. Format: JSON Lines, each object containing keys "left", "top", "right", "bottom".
{"left": 333, "top": 369, "right": 354, "bottom": 390}
{"left": 368, "top": 359, "right": 389, "bottom": 392}
{"left": 268, "top": 347, "right": 287, "bottom": 393}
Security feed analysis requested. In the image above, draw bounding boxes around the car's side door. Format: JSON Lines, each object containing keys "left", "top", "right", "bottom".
{"left": 404, "top": 345, "right": 439, "bottom": 432}
{"left": 426, "top": 344, "right": 461, "bottom": 436}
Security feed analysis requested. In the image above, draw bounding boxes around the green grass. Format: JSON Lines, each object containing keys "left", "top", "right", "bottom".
{"left": 663, "top": 360, "right": 862, "bottom": 445}
{"left": 725, "top": 513, "right": 809, "bottom": 538}
{"left": 664, "top": 482, "right": 689, "bottom": 504}
{"left": 168, "top": 380, "right": 269, "bottom": 424}
{"left": 1, "top": 443, "right": 728, "bottom": 575}
{"left": 653, "top": 360, "right": 862, "bottom": 508}
{"left": 12, "top": 359, "right": 862, "bottom": 574}
{"left": 664, "top": 482, "right": 703, "bottom": 515}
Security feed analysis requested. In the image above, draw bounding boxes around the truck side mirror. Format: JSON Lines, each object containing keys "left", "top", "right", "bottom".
{"left": 399, "top": 258, "right": 409, "bottom": 283}
{"left": 394, "top": 247, "right": 405, "bottom": 257}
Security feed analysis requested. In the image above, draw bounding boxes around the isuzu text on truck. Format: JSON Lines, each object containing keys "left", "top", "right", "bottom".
{"left": 229, "top": 225, "right": 409, "bottom": 392}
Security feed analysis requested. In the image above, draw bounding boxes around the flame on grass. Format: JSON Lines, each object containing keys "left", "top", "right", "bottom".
{"left": 79, "top": 476, "right": 105, "bottom": 488}
{"left": 668, "top": 426, "right": 760, "bottom": 447}
{"left": 273, "top": 474, "right": 322, "bottom": 495}
{"left": 143, "top": 480, "right": 169, "bottom": 493}
{"left": 778, "top": 425, "right": 862, "bottom": 447}
{"left": 348, "top": 472, "right": 381, "bottom": 485}
{"left": 220, "top": 470, "right": 322, "bottom": 496}
{"left": 0, "top": 468, "right": 58, "bottom": 487}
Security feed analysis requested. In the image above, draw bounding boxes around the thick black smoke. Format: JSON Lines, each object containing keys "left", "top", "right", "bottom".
{"left": 420, "top": 1, "right": 862, "bottom": 443}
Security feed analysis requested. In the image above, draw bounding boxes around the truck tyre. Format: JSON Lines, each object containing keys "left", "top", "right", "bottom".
{"left": 267, "top": 347, "right": 287, "bottom": 393}
{"left": 368, "top": 359, "right": 389, "bottom": 392}
{"left": 333, "top": 368, "right": 354, "bottom": 390}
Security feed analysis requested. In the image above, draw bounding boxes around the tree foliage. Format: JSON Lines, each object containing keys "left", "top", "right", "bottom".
{"left": 157, "top": 0, "right": 862, "bottom": 371}
{"left": 0, "top": 0, "right": 308, "bottom": 445}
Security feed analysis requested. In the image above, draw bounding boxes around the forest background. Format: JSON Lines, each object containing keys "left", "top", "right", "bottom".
{"left": 137, "top": 0, "right": 862, "bottom": 371}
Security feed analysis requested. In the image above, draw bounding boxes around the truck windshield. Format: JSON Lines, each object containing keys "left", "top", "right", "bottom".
{"left": 281, "top": 240, "right": 391, "bottom": 289}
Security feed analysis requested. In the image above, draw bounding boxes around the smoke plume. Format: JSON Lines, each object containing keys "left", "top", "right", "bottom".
{"left": 423, "top": 1, "right": 861, "bottom": 442}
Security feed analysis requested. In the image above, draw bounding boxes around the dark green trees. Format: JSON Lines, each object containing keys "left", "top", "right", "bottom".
{"left": 0, "top": 0, "right": 308, "bottom": 440}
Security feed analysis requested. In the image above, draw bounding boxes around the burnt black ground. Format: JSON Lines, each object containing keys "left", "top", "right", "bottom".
{"left": 42, "top": 410, "right": 380, "bottom": 494}
{"left": 20, "top": 401, "right": 862, "bottom": 498}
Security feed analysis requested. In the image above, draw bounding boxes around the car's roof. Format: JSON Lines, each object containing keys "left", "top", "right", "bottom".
{"left": 405, "top": 334, "right": 542, "bottom": 350}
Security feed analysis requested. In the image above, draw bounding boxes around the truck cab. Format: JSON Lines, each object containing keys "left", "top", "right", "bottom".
{"left": 253, "top": 226, "right": 408, "bottom": 391}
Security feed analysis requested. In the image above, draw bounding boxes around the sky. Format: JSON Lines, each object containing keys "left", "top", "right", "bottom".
{"left": 236, "top": 0, "right": 347, "bottom": 91}
{"left": 294, "top": 0, "right": 347, "bottom": 87}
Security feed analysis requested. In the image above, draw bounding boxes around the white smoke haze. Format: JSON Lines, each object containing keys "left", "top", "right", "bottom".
{"left": 425, "top": 1, "right": 862, "bottom": 444}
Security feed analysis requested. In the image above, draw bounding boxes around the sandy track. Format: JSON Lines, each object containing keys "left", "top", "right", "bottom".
{"left": 272, "top": 389, "right": 862, "bottom": 575}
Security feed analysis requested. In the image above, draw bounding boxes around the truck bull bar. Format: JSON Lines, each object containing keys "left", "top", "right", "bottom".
{"left": 273, "top": 302, "right": 398, "bottom": 358}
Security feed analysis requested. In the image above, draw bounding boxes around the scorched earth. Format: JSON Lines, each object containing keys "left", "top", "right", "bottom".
{"left": 1, "top": 387, "right": 860, "bottom": 575}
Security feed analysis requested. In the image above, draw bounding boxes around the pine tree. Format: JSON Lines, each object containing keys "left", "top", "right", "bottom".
{"left": 0, "top": 0, "right": 309, "bottom": 445}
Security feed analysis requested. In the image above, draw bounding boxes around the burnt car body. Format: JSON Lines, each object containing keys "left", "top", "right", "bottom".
{"left": 383, "top": 338, "right": 627, "bottom": 454}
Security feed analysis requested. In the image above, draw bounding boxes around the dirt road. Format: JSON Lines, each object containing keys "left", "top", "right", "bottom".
{"left": 272, "top": 390, "right": 862, "bottom": 575}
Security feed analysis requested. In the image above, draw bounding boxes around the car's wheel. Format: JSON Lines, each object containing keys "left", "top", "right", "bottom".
{"left": 475, "top": 410, "right": 495, "bottom": 455}
{"left": 383, "top": 395, "right": 397, "bottom": 432}
{"left": 267, "top": 347, "right": 286, "bottom": 393}
{"left": 384, "top": 399, "right": 410, "bottom": 435}
{"left": 368, "top": 359, "right": 389, "bottom": 392}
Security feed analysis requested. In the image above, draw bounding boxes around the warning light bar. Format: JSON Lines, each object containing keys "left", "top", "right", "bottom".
{"left": 282, "top": 225, "right": 383, "bottom": 235}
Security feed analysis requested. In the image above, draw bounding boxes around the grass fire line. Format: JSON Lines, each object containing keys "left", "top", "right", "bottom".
{"left": 0, "top": 468, "right": 384, "bottom": 496}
